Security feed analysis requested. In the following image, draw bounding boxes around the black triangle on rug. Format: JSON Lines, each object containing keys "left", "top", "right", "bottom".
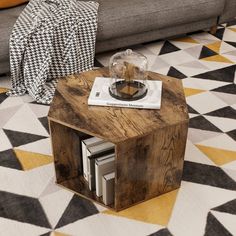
{"left": 3, "top": 129, "right": 48, "bottom": 147}
{"left": 159, "top": 41, "right": 180, "bottom": 55}
{"left": 199, "top": 46, "right": 218, "bottom": 59}
{"left": 167, "top": 66, "right": 187, "bottom": 79}
{"left": 204, "top": 212, "right": 233, "bottom": 236}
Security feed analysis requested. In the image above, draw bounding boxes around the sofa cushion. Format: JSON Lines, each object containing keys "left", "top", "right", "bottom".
{"left": 96, "top": 0, "right": 225, "bottom": 41}
{"left": 0, "top": 4, "right": 26, "bottom": 66}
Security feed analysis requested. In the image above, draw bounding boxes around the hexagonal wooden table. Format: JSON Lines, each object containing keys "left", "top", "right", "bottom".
{"left": 48, "top": 68, "right": 189, "bottom": 211}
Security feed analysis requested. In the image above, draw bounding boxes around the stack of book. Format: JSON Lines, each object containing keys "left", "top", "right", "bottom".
{"left": 81, "top": 136, "right": 115, "bottom": 205}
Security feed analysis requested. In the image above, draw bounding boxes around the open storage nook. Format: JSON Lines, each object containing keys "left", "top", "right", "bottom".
{"left": 48, "top": 68, "right": 189, "bottom": 211}
{"left": 48, "top": 120, "right": 116, "bottom": 209}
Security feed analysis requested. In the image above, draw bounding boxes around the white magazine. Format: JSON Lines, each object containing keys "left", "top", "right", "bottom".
{"left": 88, "top": 77, "right": 162, "bottom": 109}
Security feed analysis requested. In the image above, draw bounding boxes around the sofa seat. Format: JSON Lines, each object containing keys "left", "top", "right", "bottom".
{"left": 219, "top": 0, "right": 236, "bottom": 23}
{"left": 96, "top": 0, "right": 225, "bottom": 41}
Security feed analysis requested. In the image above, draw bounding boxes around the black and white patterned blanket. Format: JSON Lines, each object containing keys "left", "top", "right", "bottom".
{"left": 7, "top": 0, "right": 99, "bottom": 104}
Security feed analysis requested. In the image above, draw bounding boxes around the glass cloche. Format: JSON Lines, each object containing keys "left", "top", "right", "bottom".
{"left": 109, "top": 49, "right": 148, "bottom": 101}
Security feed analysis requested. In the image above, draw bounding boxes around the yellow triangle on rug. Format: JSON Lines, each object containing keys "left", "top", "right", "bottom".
{"left": 14, "top": 149, "right": 53, "bottom": 170}
{"left": 173, "top": 37, "right": 198, "bottom": 44}
{"left": 196, "top": 145, "right": 236, "bottom": 166}
{"left": 184, "top": 88, "right": 205, "bottom": 97}
{"left": 103, "top": 189, "right": 179, "bottom": 226}
{"left": 205, "top": 41, "right": 221, "bottom": 53}
{"left": 201, "top": 55, "right": 233, "bottom": 63}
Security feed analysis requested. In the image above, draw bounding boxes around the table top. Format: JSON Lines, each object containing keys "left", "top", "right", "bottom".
{"left": 48, "top": 68, "right": 189, "bottom": 143}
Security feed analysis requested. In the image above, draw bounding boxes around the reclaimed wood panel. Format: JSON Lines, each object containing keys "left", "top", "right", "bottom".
{"left": 48, "top": 68, "right": 189, "bottom": 144}
{"left": 115, "top": 121, "right": 188, "bottom": 210}
{"left": 49, "top": 120, "right": 89, "bottom": 183}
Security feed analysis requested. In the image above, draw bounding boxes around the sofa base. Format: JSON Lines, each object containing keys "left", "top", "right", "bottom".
{"left": 0, "top": 60, "right": 11, "bottom": 76}
{"left": 0, "top": 17, "right": 222, "bottom": 75}
{"left": 95, "top": 18, "right": 218, "bottom": 53}
{"left": 210, "top": 25, "right": 218, "bottom": 34}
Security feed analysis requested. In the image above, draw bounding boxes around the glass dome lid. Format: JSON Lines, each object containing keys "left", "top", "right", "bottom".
{"left": 109, "top": 49, "right": 148, "bottom": 101}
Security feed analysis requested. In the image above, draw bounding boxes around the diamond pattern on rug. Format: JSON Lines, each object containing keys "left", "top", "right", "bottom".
{"left": 189, "top": 116, "right": 222, "bottom": 132}
{"left": 55, "top": 195, "right": 99, "bottom": 228}
{"left": 0, "top": 191, "right": 51, "bottom": 228}
{"left": 0, "top": 21, "right": 236, "bottom": 236}
{"left": 3, "top": 129, "right": 47, "bottom": 147}
{"left": 182, "top": 161, "right": 236, "bottom": 190}
{"left": 0, "top": 149, "right": 22, "bottom": 170}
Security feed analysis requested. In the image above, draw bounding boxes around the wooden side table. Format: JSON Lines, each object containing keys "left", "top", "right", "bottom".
{"left": 48, "top": 68, "right": 189, "bottom": 211}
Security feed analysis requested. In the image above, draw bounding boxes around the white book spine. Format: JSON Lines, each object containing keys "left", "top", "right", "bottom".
{"left": 82, "top": 137, "right": 104, "bottom": 182}
{"left": 95, "top": 159, "right": 115, "bottom": 197}
{"left": 95, "top": 163, "right": 101, "bottom": 196}
{"left": 82, "top": 142, "right": 88, "bottom": 181}
{"left": 87, "top": 157, "right": 95, "bottom": 190}
{"left": 102, "top": 173, "right": 115, "bottom": 206}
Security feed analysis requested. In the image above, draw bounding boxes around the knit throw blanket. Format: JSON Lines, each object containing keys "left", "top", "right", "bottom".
{"left": 7, "top": 0, "right": 99, "bottom": 104}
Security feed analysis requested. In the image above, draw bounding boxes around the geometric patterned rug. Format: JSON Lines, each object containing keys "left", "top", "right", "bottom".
{"left": 0, "top": 21, "right": 236, "bottom": 236}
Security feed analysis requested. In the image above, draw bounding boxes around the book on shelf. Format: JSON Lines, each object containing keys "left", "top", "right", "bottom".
{"left": 102, "top": 172, "right": 115, "bottom": 206}
{"left": 81, "top": 136, "right": 104, "bottom": 181}
{"left": 86, "top": 141, "right": 115, "bottom": 191}
{"left": 88, "top": 77, "right": 162, "bottom": 109}
{"left": 95, "top": 153, "right": 115, "bottom": 197}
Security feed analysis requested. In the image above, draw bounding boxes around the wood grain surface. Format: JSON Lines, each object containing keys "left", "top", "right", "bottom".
{"left": 49, "top": 120, "right": 89, "bottom": 183}
{"left": 115, "top": 121, "right": 188, "bottom": 210}
{"left": 48, "top": 68, "right": 189, "bottom": 144}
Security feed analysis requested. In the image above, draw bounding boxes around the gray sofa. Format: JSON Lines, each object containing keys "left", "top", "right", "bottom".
{"left": 0, "top": 0, "right": 236, "bottom": 75}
